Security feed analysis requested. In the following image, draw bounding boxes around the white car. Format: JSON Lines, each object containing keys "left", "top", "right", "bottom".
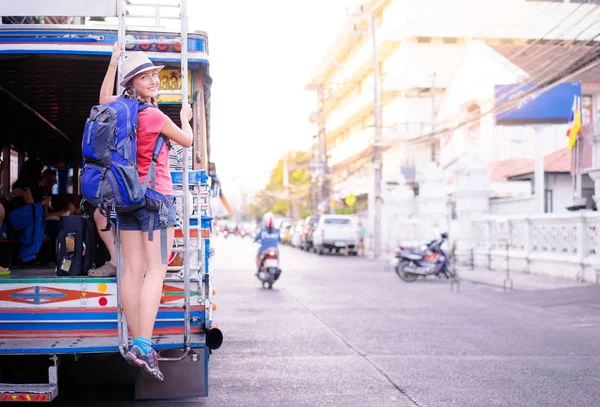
{"left": 311, "top": 215, "right": 360, "bottom": 255}
{"left": 290, "top": 222, "right": 305, "bottom": 248}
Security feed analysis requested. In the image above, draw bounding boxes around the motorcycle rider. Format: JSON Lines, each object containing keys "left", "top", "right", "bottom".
{"left": 254, "top": 212, "right": 281, "bottom": 274}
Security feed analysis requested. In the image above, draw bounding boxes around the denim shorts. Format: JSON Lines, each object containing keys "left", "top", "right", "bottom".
{"left": 117, "top": 196, "right": 177, "bottom": 232}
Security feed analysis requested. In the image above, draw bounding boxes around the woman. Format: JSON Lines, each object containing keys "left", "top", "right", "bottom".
{"left": 4, "top": 158, "right": 44, "bottom": 212}
{"left": 100, "top": 43, "right": 193, "bottom": 381}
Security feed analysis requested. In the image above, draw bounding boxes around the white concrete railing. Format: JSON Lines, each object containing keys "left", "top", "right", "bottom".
{"left": 489, "top": 196, "right": 535, "bottom": 215}
{"left": 469, "top": 212, "right": 600, "bottom": 282}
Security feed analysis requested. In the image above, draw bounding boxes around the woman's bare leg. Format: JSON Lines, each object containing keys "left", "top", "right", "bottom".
{"left": 138, "top": 227, "right": 174, "bottom": 338}
{"left": 119, "top": 230, "right": 146, "bottom": 338}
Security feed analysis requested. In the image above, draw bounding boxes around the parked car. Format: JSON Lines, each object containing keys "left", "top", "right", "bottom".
{"left": 311, "top": 215, "right": 360, "bottom": 256}
{"left": 301, "top": 216, "right": 320, "bottom": 252}
{"left": 290, "top": 221, "right": 305, "bottom": 248}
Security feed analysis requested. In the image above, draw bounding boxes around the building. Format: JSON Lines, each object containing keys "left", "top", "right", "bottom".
{"left": 307, "top": 0, "right": 600, "bottom": 234}
{"left": 437, "top": 40, "right": 600, "bottom": 213}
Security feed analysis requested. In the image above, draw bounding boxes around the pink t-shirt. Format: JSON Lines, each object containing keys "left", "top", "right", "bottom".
{"left": 136, "top": 107, "right": 172, "bottom": 195}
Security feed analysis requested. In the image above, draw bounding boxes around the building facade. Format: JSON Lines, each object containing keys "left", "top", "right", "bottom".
{"left": 307, "top": 0, "right": 600, "bottom": 237}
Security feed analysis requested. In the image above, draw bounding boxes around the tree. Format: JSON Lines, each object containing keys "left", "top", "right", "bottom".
{"left": 258, "top": 151, "right": 313, "bottom": 218}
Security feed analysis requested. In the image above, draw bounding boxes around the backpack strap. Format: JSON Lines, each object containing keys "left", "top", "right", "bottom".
{"left": 142, "top": 134, "right": 169, "bottom": 191}
{"left": 144, "top": 134, "right": 171, "bottom": 265}
{"left": 159, "top": 201, "right": 169, "bottom": 264}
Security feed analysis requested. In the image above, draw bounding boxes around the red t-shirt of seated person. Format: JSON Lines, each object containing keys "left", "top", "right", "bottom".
{"left": 136, "top": 107, "right": 172, "bottom": 195}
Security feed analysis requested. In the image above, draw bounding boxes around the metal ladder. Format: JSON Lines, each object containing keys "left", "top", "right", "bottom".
{"left": 114, "top": 0, "right": 194, "bottom": 362}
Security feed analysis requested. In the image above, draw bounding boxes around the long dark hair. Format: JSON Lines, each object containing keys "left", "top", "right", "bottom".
{"left": 124, "top": 87, "right": 157, "bottom": 107}
{"left": 12, "top": 158, "right": 43, "bottom": 190}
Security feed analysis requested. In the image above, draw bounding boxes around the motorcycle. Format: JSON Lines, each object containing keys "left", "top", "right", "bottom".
{"left": 223, "top": 229, "right": 229, "bottom": 239}
{"left": 240, "top": 229, "right": 247, "bottom": 238}
{"left": 257, "top": 247, "right": 281, "bottom": 289}
{"left": 394, "top": 233, "right": 454, "bottom": 283}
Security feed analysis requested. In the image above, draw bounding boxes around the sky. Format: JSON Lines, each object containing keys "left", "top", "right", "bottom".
{"left": 187, "top": 1, "right": 358, "bottom": 192}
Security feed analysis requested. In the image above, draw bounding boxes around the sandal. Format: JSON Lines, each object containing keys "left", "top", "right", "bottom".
{"left": 88, "top": 261, "right": 117, "bottom": 277}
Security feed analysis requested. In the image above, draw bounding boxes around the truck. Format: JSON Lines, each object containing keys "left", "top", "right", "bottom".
{"left": 0, "top": 0, "right": 222, "bottom": 401}
{"left": 311, "top": 215, "right": 361, "bottom": 256}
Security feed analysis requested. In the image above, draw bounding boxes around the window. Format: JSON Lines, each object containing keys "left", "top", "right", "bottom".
{"left": 545, "top": 189, "right": 553, "bottom": 213}
{"left": 582, "top": 95, "right": 593, "bottom": 127}
{"left": 324, "top": 218, "right": 351, "bottom": 225}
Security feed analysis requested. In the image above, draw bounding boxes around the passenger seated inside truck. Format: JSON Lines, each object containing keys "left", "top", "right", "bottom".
{"left": 3, "top": 161, "right": 76, "bottom": 265}
{"left": 2, "top": 158, "right": 45, "bottom": 264}
{"left": 34, "top": 169, "right": 77, "bottom": 220}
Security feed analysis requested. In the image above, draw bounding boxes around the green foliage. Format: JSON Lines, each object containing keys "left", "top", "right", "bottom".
{"left": 335, "top": 203, "right": 357, "bottom": 215}
{"left": 252, "top": 151, "right": 313, "bottom": 218}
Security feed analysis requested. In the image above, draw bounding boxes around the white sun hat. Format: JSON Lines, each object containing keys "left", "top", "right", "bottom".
{"left": 119, "top": 51, "right": 164, "bottom": 88}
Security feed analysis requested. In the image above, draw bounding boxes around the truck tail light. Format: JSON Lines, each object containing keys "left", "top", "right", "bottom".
{"left": 172, "top": 36, "right": 182, "bottom": 52}
{"left": 156, "top": 36, "right": 169, "bottom": 51}
{"left": 139, "top": 35, "right": 152, "bottom": 51}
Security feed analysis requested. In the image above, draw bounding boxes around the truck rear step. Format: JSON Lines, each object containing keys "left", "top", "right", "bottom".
{"left": 0, "top": 333, "right": 205, "bottom": 355}
{"left": 0, "top": 365, "right": 57, "bottom": 402}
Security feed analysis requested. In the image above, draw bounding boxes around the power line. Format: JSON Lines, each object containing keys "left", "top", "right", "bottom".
{"left": 503, "top": 2, "right": 588, "bottom": 63}
{"left": 403, "top": 7, "right": 600, "bottom": 146}
{"left": 408, "top": 42, "right": 600, "bottom": 146}
{"left": 494, "top": 5, "right": 600, "bottom": 103}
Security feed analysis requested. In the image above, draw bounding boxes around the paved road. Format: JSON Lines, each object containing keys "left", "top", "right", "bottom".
{"left": 60, "top": 236, "right": 600, "bottom": 406}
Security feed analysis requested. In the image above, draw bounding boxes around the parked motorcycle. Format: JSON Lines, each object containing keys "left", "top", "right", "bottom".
{"left": 394, "top": 233, "right": 454, "bottom": 282}
{"left": 240, "top": 229, "right": 247, "bottom": 238}
{"left": 223, "top": 229, "right": 229, "bottom": 239}
{"left": 257, "top": 247, "right": 281, "bottom": 289}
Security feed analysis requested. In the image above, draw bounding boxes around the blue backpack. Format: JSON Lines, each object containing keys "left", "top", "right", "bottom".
{"left": 80, "top": 96, "right": 170, "bottom": 262}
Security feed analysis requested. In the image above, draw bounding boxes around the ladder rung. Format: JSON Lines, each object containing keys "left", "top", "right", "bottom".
{"left": 125, "top": 38, "right": 181, "bottom": 45}
{"left": 158, "top": 90, "right": 183, "bottom": 96}
{"left": 174, "top": 225, "right": 201, "bottom": 231}
{"left": 171, "top": 246, "right": 200, "bottom": 253}
{"left": 167, "top": 266, "right": 201, "bottom": 272}
{"left": 164, "top": 275, "right": 202, "bottom": 282}
{"left": 127, "top": 2, "right": 181, "bottom": 8}
{"left": 159, "top": 303, "right": 199, "bottom": 309}
{"left": 126, "top": 13, "right": 180, "bottom": 20}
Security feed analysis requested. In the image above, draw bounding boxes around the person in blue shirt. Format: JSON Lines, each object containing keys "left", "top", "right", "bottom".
{"left": 254, "top": 212, "right": 281, "bottom": 272}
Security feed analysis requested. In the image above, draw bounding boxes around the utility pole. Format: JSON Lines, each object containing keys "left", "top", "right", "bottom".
{"left": 431, "top": 71, "right": 437, "bottom": 164}
{"left": 283, "top": 155, "right": 293, "bottom": 218}
{"left": 306, "top": 83, "right": 327, "bottom": 215}
{"left": 534, "top": 126, "right": 545, "bottom": 213}
{"left": 370, "top": 12, "right": 383, "bottom": 259}
{"left": 317, "top": 84, "right": 327, "bottom": 215}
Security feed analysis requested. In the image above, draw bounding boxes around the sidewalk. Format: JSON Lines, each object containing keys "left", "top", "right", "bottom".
{"left": 456, "top": 267, "right": 595, "bottom": 291}
{"left": 364, "top": 246, "right": 597, "bottom": 291}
